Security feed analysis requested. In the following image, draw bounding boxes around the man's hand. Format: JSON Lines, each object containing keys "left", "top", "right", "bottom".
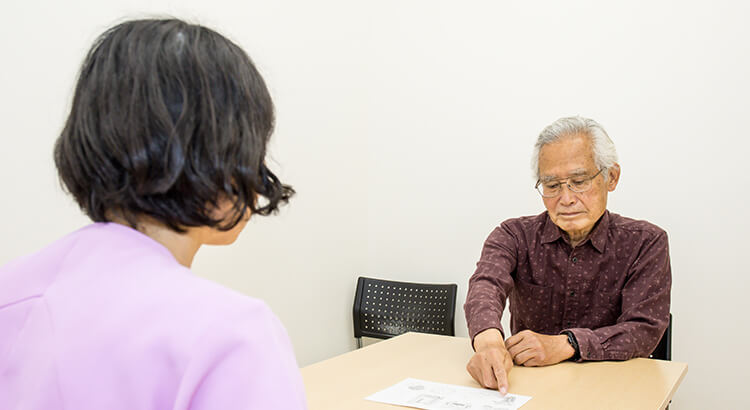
{"left": 466, "top": 328, "right": 513, "bottom": 395}
{"left": 505, "top": 330, "right": 575, "bottom": 367}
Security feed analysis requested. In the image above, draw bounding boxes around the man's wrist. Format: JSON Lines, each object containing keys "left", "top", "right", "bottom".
{"left": 473, "top": 328, "right": 504, "bottom": 352}
{"left": 562, "top": 331, "right": 581, "bottom": 361}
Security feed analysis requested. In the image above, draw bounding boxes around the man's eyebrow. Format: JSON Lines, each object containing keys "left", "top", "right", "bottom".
{"left": 539, "top": 168, "right": 589, "bottom": 182}
{"left": 567, "top": 169, "right": 589, "bottom": 177}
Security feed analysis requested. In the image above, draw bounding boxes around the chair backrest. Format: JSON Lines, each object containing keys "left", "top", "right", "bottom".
{"left": 649, "top": 313, "right": 672, "bottom": 361}
{"left": 353, "top": 276, "right": 458, "bottom": 340}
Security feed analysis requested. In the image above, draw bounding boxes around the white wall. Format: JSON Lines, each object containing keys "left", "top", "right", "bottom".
{"left": 1, "top": 1, "right": 748, "bottom": 408}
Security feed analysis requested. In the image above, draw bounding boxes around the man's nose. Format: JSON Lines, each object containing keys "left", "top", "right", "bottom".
{"left": 558, "top": 184, "right": 577, "bottom": 205}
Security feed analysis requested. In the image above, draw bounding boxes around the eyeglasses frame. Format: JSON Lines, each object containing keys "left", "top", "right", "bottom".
{"left": 534, "top": 168, "right": 604, "bottom": 198}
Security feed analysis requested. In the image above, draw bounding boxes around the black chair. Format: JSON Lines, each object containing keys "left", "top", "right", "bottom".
{"left": 649, "top": 313, "right": 672, "bottom": 361}
{"left": 353, "top": 276, "right": 458, "bottom": 348}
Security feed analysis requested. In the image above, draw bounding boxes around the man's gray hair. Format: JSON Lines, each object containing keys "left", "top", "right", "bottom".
{"left": 532, "top": 116, "right": 618, "bottom": 181}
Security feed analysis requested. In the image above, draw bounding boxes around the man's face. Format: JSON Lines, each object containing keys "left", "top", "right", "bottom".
{"left": 537, "top": 133, "right": 619, "bottom": 243}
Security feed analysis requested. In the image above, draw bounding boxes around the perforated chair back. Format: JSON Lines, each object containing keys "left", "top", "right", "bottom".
{"left": 353, "top": 276, "right": 457, "bottom": 348}
{"left": 649, "top": 313, "right": 672, "bottom": 361}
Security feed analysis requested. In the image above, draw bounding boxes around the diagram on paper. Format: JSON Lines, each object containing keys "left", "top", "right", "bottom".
{"left": 365, "top": 378, "right": 532, "bottom": 410}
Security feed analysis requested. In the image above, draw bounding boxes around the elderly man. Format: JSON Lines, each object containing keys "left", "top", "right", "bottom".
{"left": 464, "top": 116, "right": 671, "bottom": 395}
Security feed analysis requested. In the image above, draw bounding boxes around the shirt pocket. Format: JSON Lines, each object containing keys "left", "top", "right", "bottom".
{"left": 511, "top": 278, "right": 554, "bottom": 332}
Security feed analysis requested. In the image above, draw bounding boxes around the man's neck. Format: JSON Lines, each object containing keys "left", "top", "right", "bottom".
{"left": 565, "top": 229, "right": 591, "bottom": 248}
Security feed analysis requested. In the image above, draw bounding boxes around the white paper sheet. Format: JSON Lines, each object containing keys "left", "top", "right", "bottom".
{"left": 365, "top": 378, "right": 532, "bottom": 410}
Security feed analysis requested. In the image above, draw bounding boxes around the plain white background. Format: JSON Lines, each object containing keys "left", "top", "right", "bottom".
{"left": 1, "top": 1, "right": 748, "bottom": 408}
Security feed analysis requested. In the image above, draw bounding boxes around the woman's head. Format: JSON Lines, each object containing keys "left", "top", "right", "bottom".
{"left": 55, "top": 18, "right": 293, "bottom": 233}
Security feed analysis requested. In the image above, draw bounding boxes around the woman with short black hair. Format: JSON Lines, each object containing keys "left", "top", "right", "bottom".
{"left": 0, "top": 18, "right": 306, "bottom": 409}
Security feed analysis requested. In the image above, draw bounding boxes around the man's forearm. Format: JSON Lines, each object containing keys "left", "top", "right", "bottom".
{"left": 567, "top": 317, "right": 668, "bottom": 361}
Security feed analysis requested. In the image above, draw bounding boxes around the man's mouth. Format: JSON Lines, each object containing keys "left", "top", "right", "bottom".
{"left": 559, "top": 211, "right": 583, "bottom": 217}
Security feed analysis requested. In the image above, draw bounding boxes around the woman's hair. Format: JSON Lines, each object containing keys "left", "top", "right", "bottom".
{"left": 531, "top": 116, "right": 618, "bottom": 181}
{"left": 54, "top": 18, "right": 293, "bottom": 232}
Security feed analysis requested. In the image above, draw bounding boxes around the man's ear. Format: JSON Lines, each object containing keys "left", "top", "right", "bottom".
{"left": 607, "top": 163, "right": 621, "bottom": 192}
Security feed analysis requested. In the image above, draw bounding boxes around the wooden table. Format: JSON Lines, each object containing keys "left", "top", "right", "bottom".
{"left": 302, "top": 332, "right": 687, "bottom": 410}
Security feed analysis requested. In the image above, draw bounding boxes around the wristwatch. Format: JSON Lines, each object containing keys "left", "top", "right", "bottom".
{"left": 562, "top": 331, "right": 581, "bottom": 361}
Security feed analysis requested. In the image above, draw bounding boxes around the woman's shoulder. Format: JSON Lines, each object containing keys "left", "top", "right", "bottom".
{"left": 2, "top": 222, "right": 284, "bottom": 347}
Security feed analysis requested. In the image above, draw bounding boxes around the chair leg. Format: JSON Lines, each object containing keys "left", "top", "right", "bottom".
{"left": 356, "top": 338, "right": 362, "bottom": 349}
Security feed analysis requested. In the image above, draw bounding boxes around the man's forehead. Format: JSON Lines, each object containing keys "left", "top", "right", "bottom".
{"left": 538, "top": 135, "right": 596, "bottom": 173}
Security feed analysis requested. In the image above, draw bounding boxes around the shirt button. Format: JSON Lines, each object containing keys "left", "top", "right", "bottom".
{"left": 572, "top": 257, "right": 578, "bottom": 263}
{"left": 569, "top": 290, "right": 575, "bottom": 297}
{"left": 567, "top": 321, "right": 574, "bottom": 327}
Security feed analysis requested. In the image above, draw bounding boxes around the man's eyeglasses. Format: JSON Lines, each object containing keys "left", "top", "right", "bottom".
{"left": 535, "top": 169, "right": 603, "bottom": 198}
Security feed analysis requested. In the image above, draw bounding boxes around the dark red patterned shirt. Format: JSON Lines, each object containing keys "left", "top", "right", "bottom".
{"left": 464, "top": 210, "right": 671, "bottom": 361}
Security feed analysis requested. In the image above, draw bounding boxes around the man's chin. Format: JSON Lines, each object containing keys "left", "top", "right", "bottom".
{"left": 554, "top": 219, "right": 586, "bottom": 234}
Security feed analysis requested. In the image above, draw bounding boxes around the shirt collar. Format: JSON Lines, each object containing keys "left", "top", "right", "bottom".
{"left": 541, "top": 213, "right": 564, "bottom": 244}
{"left": 541, "top": 210, "right": 609, "bottom": 253}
